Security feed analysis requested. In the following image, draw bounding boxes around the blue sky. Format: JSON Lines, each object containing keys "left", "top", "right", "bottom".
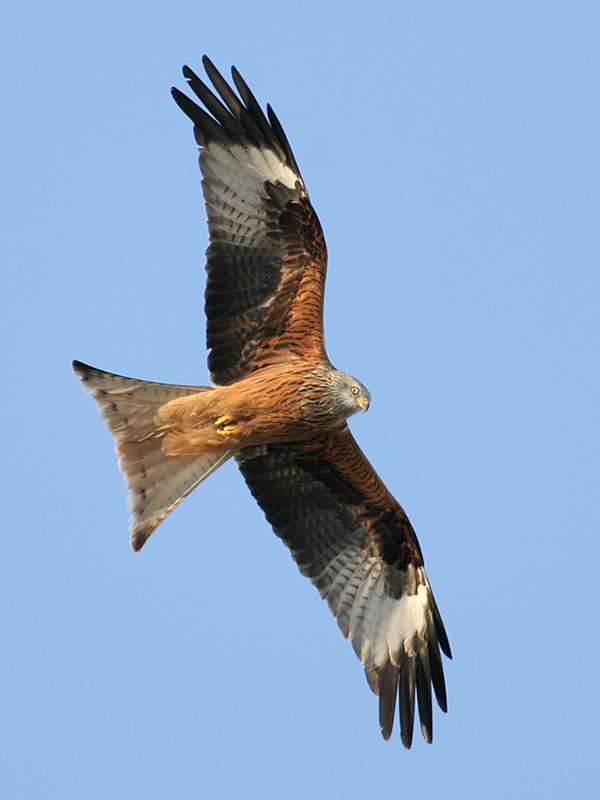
{"left": 3, "top": 2, "right": 599, "bottom": 797}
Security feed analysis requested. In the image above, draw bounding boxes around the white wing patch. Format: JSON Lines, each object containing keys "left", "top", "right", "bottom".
{"left": 234, "top": 143, "right": 299, "bottom": 189}
{"left": 370, "top": 585, "right": 430, "bottom": 663}
{"left": 201, "top": 141, "right": 304, "bottom": 261}
{"left": 205, "top": 142, "right": 301, "bottom": 210}
{"left": 349, "top": 565, "right": 435, "bottom": 671}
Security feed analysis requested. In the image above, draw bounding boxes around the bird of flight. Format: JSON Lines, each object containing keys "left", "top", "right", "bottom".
{"left": 73, "top": 56, "right": 451, "bottom": 748}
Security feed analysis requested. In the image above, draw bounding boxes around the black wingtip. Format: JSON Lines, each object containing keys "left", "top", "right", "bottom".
{"left": 420, "top": 722, "right": 433, "bottom": 744}
{"left": 266, "top": 103, "right": 302, "bottom": 177}
{"left": 430, "top": 591, "right": 452, "bottom": 659}
{"left": 400, "top": 730, "right": 414, "bottom": 750}
{"left": 230, "top": 64, "right": 248, "bottom": 90}
{"left": 378, "top": 665, "right": 399, "bottom": 741}
{"left": 171, "top": 86, "right": 197, "bottom": 123}
{"left": 398, "top": 665, "right": 416, "bottom": 749}
{"left": 438, "top": 627, "right": 452, "bottom": 660}
{"left": 416, "top": 656, "right": 433, "bottom": 744}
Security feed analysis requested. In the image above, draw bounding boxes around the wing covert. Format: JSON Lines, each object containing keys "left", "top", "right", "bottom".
{"left": 172, "top": 57, "right": 328, "bottom": 386}
{"left": 236, "top": 426, "right": 451, "bottom": 747}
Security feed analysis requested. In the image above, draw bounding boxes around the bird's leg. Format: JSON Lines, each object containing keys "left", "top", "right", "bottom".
{"left": 214, "top": 414, "right": 240, "bottom": 437}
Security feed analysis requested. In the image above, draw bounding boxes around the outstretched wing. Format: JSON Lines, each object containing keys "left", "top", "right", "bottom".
{"left": 172, "top": 57, "right": 328, "bottom": 386}
{"left": 236, "top": 427, "right": 451, "bottom": 747}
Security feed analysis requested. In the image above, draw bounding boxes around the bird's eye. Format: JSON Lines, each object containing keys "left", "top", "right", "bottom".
{"left": 351, "top": 386, "right": 360, "bottom": 395}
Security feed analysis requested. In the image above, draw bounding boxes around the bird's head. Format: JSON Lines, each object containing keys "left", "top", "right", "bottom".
{"left": 332, "top": 370, "right": 371, "bottom": 417}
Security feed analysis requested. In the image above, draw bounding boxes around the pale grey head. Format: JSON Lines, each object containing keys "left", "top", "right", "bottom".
{"left": 331, "top": 369, "right": 371, "bottom": 418}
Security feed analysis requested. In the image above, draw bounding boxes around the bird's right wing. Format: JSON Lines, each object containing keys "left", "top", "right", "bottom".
{"left": 172, "top": 57, "right": 328, "bottom": 386}
{"left": 236, "top": 425, "right": 451, "bottom": 747}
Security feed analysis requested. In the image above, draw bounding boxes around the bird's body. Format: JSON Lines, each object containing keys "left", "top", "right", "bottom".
{"left": 155, "top": 361, "right": 369, "bottom": 454}
{"left": 74, "top": 56, "right": 451, "bottom": 748}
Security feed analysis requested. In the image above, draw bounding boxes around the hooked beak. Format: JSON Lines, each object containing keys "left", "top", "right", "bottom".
{"left": 358, "top": 395, "right": 370, "bottom": 412}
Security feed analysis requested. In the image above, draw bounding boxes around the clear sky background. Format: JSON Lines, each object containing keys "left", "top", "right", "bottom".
{"left": 2, "top": 2, "right": 599, "bottom": 798}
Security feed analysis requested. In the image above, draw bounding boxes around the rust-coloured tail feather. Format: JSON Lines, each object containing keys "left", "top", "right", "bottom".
{"left": 73, "top": 360, "right": 233, "bottom": 549}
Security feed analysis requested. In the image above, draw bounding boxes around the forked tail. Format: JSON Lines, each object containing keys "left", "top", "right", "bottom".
{"left": 73, "top": 360, "right": 233, "bottom": 551}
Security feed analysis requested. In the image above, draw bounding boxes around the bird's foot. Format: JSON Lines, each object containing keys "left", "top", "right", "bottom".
{"left": 214, "top": 414, "right": 239, "bottom": 436}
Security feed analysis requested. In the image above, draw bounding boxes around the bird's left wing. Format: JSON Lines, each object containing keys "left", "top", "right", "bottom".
{"left": 172, "top": 57, "right": 328, "bottom": 386}
{"left": 236, "top": 426, "right": 451, "bottom": 747}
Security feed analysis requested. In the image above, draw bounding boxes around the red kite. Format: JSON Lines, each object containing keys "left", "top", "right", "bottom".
{"left": 74, "top": 56, "right": 451, "bottom": 747}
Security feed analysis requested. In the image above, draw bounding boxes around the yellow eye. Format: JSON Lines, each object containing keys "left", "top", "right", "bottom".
{"left": 351, "top": 386, "right": 360, "bottom": 395}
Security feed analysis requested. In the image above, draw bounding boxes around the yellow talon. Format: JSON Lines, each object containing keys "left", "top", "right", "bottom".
{"left": 214, "top": 415, "right": 238, "bottom": 436}
{"left": 217, "top": 426, "right": 239, "bottom": 436}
